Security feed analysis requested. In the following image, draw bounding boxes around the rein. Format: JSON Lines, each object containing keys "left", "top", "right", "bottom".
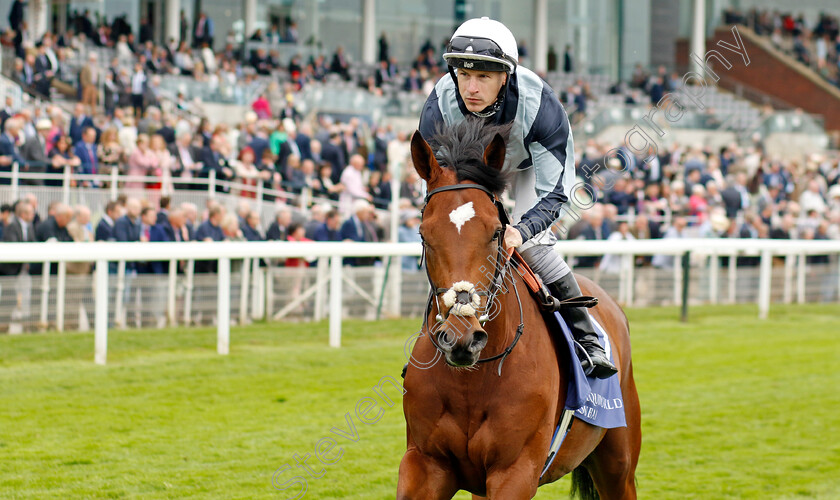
{"left": 420, "top": 183, "right": 526, "bottom": 376}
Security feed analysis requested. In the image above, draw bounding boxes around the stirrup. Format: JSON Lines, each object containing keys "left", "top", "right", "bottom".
{"left": 538, "top": 284, "right": 599, "bottom": 311}
{"left": 572, "top": 340, "right": 596, "bottom": 376}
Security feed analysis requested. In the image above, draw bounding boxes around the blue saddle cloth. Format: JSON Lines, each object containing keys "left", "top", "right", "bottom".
{"left": 552, "top": 311, "right": 626, "bottom": 429}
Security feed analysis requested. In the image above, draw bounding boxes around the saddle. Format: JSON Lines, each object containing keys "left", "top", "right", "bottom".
{"left": 509, "top": 250, "right": 598, "bottom": 310}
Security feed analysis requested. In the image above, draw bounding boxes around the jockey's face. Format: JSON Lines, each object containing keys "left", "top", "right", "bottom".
{"left": 456, "top": 67, "right": 507, "bottom": 113}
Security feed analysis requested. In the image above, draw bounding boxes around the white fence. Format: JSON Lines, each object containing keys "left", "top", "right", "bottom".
{"left": 0, "top": 239, "right": 839, "bottom": 364}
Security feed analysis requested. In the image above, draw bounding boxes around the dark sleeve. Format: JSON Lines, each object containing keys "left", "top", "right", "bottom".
{"left": 339, "top": 220, "right": 353, "bottom": 241}
{"left": 114, "top": 220, "right": 129, "bottom": 242}
{"left": 513, "top": 85, "right": 573, "bottom": 240}
{"left": 418, "top": 88, "right": 444, "bottom": 143}
{"left": 194, "top": 224, "right": 207, "bottom": 241}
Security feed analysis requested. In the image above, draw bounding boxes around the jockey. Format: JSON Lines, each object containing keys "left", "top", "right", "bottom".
{"left": 419, "top": 17, "right": 617, "bottom": 378}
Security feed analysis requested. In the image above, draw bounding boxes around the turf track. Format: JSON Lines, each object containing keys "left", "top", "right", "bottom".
{"left": 1, "top": 303, "right": 838, "bottom": 499}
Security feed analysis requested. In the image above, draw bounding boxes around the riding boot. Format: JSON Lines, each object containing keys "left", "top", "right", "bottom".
{"left": 547, "top": 274, "right": 618, "bottom": 379}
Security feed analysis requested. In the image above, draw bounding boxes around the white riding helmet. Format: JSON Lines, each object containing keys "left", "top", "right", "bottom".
{"left": 443, "top": 17, "right": 518, "bottom": 74}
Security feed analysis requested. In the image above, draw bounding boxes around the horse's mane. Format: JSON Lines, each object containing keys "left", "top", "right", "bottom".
{"left": 430, "top": 118, "right": 512, "bottom": 195}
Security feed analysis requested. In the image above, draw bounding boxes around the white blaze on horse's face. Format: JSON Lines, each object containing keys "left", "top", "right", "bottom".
{"left": 449, "top": 202, "right": 475, "bottom": 234}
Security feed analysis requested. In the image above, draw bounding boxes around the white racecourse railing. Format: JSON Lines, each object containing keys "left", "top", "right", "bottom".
{"left": 0, "top": 238, "right": 839, "bottom": 364}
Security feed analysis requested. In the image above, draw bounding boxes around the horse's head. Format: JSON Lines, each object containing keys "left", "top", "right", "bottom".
{"left": 411, "top": 120, "right": 509, "bottom": 368}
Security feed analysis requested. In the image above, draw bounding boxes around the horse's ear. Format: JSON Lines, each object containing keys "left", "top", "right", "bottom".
{"left": 483, "top": 133, "right": 506, "bottom": 172}
{"left": 410, "top": 130, "right": 437, "bottom": 182}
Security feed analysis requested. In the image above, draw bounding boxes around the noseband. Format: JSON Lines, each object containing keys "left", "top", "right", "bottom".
{"left": 420, "top": 183, "right": 525, "bottom": 375}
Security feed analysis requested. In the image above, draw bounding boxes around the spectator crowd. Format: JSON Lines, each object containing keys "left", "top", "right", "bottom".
{"left": 0, "top": 1, "right": 839, "bottom": 285}
{"left": 724, "top": 7, "right": 840, "bottom": 88}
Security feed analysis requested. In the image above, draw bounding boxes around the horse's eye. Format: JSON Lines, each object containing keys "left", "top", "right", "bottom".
{"left": 490, "top": 230, "right": 501, "bottom": 241}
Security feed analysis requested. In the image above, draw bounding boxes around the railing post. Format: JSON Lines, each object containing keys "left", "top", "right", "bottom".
{"left": 183, "top": 260, "right": 195, "bottom": 325}
{"left": 314, "top": 257, "right": 327, "bottom": 321}
{"left": 680, "top": 251, "right": 690, "bottom": 323}
{"left": 62, "top": 166, "right": 71, "bottom": 204}
{"left": 673, "top": 251, "right": 683, "bottom": 306}
{"left": 255, "top": 182, "right": 264, "bottom": 215}
{"left": 389, "top": 255, "right": 402, "bottom": 317}
{"left": 618, "top": 253, "right": 630, "bottom": 305}
{"left": 56, "top": 261, "right": 66, "bottom": 332}
{"left": 709, "top": 252, "right": 719, "bottom": 304}
{"left": 758, "top": 249, "right": 772, "bottom": 319}
{"left": 110, "top": 168, "right": 119, "bottom": 199}
{"left": 40, "top": 261, "right": 51, "bottom": 330}
{"left": 167, "top": 259, "right": 177, "bottom": 326}
{"left": 208, "top": 169, "right": 216, "bottom": 199}
{"left": 329, "top": 255, "right": 342, "bottom": 347}
{"left": 239, "top": 258, "right": 250, "bottom": 325}
{"left": 115, "top": 260, "right": 126, "bottom": 328}
{"left": 796, "top": 252, "right": 806, "bottom": 304}
{"left": 783, "top": 253, "right": 794, "bottom": 304}
{"left": 265, "top": 266, "right": 274, "bottom": 320}
{"left": 251, "top": 257, "right": 262, "bottom": 320}
{"left": 95, "top": 259, "right": 109, "bottom": 365}
{"left": 728, "top": 251, "right": 737, "bottom": 304}
{"left": 217, "top": 258, "right": 230, "bottom": 355}
{"left": 625, "top": 253, "right": 635, "bottom": 307}
{"left": 10, "top": 161, "right": 19, "bottom": 201}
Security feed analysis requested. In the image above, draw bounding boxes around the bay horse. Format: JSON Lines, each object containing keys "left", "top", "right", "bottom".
{"left": 398, "top": 121, "right": 641, "bottom": 499}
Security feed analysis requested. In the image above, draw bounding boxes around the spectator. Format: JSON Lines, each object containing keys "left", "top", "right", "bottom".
{"left": 193, "top": 12, "right": 214, "bottom": 49}
{"left": 69, "top": 102, "right": 94, "bottom": 144}
{"left": 242, "top": 211, "right": 264, "bottom": 241}
{"left": 80, "top": 52, "right": 100, "bottom": 113}
{"left": 330, "top": 46, "right": 350, "bottom": 80}
{"left": 303, "top": 203, "right": 326, "bottom": 239}
{"left": 148, "top": 133, "right": 172, "bottom": 190}
{"left": 338, "top": 154, "right": 372, "bottom": 216}
{"left": 36, "top": 203, "right": 73, "bottom": 242}
{"left": 721, "top": 172, "right": 751, "bottom": 218}
{"left": 66, "top": 205, "right": 94, "bottom": 274}
{"left": 199, "top": 134, "right": 235, "bottom": 190}
{"left": 170, "top": 130, "right": 202, "bottom": 188}
{"left": 398, "top": 209, "right": 422, "bottom": 271}
{"left": 8, "top": 0, "right": 24, "bottom": 35}
{"left": 130, "top": 62, "right": 147, "bottom": 118}
{"left": 193, "top": 205, "right": 224, "bottom": 275}
{"left": 0, "top": 200, "right": 36, "bottom": 250}
{"left": 563, "top": 44, "right": 573, "bottom": 73}
{"left": 313, "top": 209, "right": 342, "bottom": 242}
{"left": 96, "top": 200, "right": 121, "bottom": 241}
{"left": 652, "top": 215, "right": 688, "bottom": 269}
{"left": 21, "top": 119, "right": 52, "bottom": 181}
{"left": 0, "top": 118, "right": 24, "bottom": 185}
{"left": 0, "top": 203, "right": 11, "bottom": 238}
{"left": 47, "top": 135, "right": 81, "bottom": 186}
{"left": 340, "top": 199, "right": 377, "bottom": 266}
{"left": 284, "top": 223, "right": 312, "bottom": 267}
{"left": 97, "top": 127, "right": 123, "bottom": 175}
{"left": 799, "top": 179, "right": 828, "bottom": 214}
{"left": 74, "top": 126, "right": 99, "bottom": 180}
{"left": 266, "top": 207, "right": 292, "bottom": 241}
{"left": 599, "top": 220, "right": 635, "bottom": 275}
{"left": 220, "top": 214, "right": 244, "bottom": 241}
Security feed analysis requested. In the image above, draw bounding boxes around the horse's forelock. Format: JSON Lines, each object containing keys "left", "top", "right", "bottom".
{"left": 430, "top": 119, "right": 512, "bottom": 196}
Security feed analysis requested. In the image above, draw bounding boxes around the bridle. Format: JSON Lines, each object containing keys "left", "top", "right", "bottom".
{"left": 419, "top": 183, "right": 525, "bottom": 375}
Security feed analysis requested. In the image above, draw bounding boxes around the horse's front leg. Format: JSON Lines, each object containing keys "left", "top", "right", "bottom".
{"left": 397, "top": 447, "right": 458, "bottom": 500}
{"left": 484, "top": 456, "right": 543, "bottom": 499}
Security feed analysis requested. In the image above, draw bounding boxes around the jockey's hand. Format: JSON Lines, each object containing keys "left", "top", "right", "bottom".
{"left": 504, "top": 226, "right": 523, "bottom": 250}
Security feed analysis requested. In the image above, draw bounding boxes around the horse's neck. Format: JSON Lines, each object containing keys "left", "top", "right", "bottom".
{"left": 484, "top": 272, "right": 525, "bottom": 349}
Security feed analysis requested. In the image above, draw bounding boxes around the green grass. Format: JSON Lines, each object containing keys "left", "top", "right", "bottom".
{"left": 1, "top": 304, "right": 839, "bottom": 499}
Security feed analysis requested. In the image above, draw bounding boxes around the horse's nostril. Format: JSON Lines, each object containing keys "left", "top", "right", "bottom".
{"left": 471, "top": 330, "right": 488, "bottom": 348}
{"left": 438, "top": 330, "right": 454, "bottom": 347}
